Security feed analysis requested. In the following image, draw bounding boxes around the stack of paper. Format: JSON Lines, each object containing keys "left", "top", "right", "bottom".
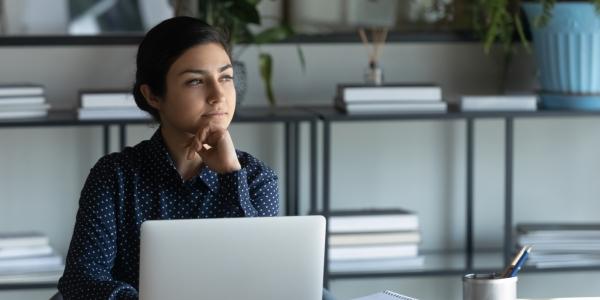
{"left": 0, "top": 84, "right": 50, "bottom": 119}
{"left": 459, "top": 95, "right": 538, "bottom": 111}
{"left": 325, "top": 209, "right": 424, "bottom": 273}
{"left": 77, "top": 90, "right": 150, "bottom": 120}
{"left": 516, "top": 223, "right": 600, "bottom": 268}
{"left": 335, "top": 83, "right": 446, "bottom": 114}
{"left": 0, "top": 232, "right": 64, "bottom": 284}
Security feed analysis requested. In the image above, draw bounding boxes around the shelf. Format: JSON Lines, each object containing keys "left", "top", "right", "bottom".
{"left": 328, "top": 250, "right": 600, "bottom": 279}
{"left": 304, "top": 106, "right": 600, "bottom": 122}
{"left": 0, "top": 272, "right": 61, "bottom": 290}
{"left": 329, "top": 251, "right": 502, "bottom": 279}
{"left": 4, "top": 106, "right": 600, "bottom": 127}
{"left": 0, "top": 31, "right": 479, "bottom": 47}
{"left": 0, "top": 106, "right": 318, "bottom": 128}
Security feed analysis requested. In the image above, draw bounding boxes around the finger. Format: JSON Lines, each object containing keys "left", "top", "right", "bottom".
{"left": 193, "top": 137, "right": 203, "bottom": 152}
{"left": 196, "top": 144, "right": 212, "bottom": 160}
{"left": 186, "top": 146, "right": 195, "bottom": 160}
{"left": 197, "top": 125, "right": 211, "bottom": 145}
{"left": 204, "top": 127, "right": 228, "bottom": 146}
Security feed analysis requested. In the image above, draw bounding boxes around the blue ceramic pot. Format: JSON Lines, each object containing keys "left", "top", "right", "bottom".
{"left": 522, "top": 2, "right": 600, "bottom": 109}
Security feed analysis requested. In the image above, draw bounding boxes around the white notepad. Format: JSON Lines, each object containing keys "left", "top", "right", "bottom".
{"left": 352, "top": 290, "right": 418, "bottom": 300}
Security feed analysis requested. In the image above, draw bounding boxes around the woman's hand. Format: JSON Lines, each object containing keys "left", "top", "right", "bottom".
{"left": 185, "top": 124, "right": 241, "bottom": 174}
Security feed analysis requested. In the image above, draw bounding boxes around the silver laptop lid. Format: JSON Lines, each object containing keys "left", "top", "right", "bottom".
{"left": 139, "top": 216, "right": 326, "bottom": 300}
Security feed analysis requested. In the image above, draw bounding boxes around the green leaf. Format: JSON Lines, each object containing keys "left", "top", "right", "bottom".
{"left": 254, "top": 26, "right": 293, "bottom": 44}
{"left": 514, "top": 13, "right": 531, "bottom": 53}
{"left": 259, "top": 53, "right": 275, "bottom": 106}
{"left": 230, "top": 1, "right": 260, "bottom": 24}
{"left": 296, "top": 45, "right": 306, "bottom": 73}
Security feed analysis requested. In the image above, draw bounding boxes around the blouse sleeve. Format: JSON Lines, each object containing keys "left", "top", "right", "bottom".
{"left": 218, "top": 153, "right": 279, "bottom": 217}
{"left": 58, "top": 156, "right": 138, "bottom": 300}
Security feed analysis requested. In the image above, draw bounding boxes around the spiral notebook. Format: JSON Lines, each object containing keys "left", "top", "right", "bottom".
{"left": 352, "top": 290, "right": 418, "bottom": 300}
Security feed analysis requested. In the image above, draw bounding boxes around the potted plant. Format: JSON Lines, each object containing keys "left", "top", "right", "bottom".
{"left": 475, "top": 0, "right": 600, "bottom": 109}
{"left": 174, "top": 0, "right": 304, "bottom": 107}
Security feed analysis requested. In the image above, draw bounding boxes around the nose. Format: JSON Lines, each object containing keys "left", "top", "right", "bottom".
{"left": 206, "top": 79, "right": 226, "bottom": 105}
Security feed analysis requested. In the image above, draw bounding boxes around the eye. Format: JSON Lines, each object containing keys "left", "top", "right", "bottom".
{"left": 186, "top": 79, "right": 203, "bottom": 86}
{"left": 220, "top": 75, "right": 234, "bottom": 82}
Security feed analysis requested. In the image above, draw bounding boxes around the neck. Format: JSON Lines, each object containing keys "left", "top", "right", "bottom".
{"left": 159, "top": 124, "right": 203, "bottom": 180}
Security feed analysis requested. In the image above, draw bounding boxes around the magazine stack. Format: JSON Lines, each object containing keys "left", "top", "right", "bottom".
{"left": 335, "top": 83, "right": 446, "bottom": 114}
{"left": 77, "top": 90, "right": 150, "bottom": 120}
{"left": 0, "top": 232, "right": 64, "bottom": 284}
{"left": 326, "top": 209, "right": 424, "bottom": 273}
{"left": 0, "top": 84, "right": 49, "bottom": 119}
{"left": 517, "top": 223, "right": 600, "bottom": 268}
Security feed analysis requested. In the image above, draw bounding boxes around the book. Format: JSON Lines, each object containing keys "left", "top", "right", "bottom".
{"left": 329, "top": 244, "right": 418, "bottom": 260}
{"left": 0, "top": 254, "right": 63, "bottom": 273}
{"left": 338, "top": 83, "right": 442, "bottom": 102}
{"left": 0, "top": 85, "right": 44, "bottom": 97}
{"left": 77, "top": 108, "right": 150, "bottom": 120}
{"left": 0, "top": 270, "right": 63, "bottom": 285}
{"left": 0, "top": 96, "right": 46, "bottom": 106}
{"left": 79, "top": 91, "right": 136, "bottom": 108}
{"left": 517, "top": 223, "right": 600, "bottom": 237}
{"left": 335, "top": 98, "right": 447, "bottom": 114}
{"left": 352, "top": 290, "right": 418, "bottom": 300}
{"left": 329, "top": 256, "right": 425, "bottom": 273}
{"left": 459, "top": 95, "right": 538, "bottom": 111}
{"left": 329, "top": 231, "right": 421, "bottom": 246}
{"left": 326, "top": 209, "right": 419, "bottom": 233}
{"left": 0, "top": 232, "right": 49, "bottom": 248}
{"left": 0, "top": 103, "right": 50, "bottom": 111}
{"left": 0, "top": 245, "right": 53, "bottom": 259}
{"left": 0, "top": 110, "right": 48, "bottom": 119}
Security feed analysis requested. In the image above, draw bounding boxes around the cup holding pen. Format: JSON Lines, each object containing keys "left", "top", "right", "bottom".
{"left": 463, "top": 245, "right": 531, "bottom": 300}
{"left": 463, "top": 273, "right": 517, "bottom": 300}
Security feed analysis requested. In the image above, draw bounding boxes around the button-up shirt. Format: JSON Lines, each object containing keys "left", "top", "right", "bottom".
{"left": 58, "top": 129, "right": 279, "bottom": 299}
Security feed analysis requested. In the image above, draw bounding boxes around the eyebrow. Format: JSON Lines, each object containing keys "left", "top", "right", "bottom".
{"left": 177, "top": 64, "right": 233, "bottom": 76}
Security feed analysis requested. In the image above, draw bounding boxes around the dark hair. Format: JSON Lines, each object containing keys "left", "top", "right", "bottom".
{"left": 133, "top": 16, "right": 230, "bottom": 122}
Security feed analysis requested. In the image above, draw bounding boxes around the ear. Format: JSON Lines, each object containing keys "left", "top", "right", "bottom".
{"left": 140, "top": 84, "right": 162, "bottom": 110}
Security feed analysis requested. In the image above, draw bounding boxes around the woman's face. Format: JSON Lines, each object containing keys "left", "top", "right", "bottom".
{"left": 158, "top": 43, "right": 236, "bottom": 135}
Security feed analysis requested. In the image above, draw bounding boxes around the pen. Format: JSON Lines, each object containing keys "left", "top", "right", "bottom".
{"left": 501, "top": 245, "right": 528, "bottom": 278}
{"left": 508, "top": 246, "right": 532, "bottom": 277}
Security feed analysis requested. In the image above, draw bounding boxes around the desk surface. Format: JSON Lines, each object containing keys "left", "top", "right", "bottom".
{"left": 520, "top": 298, "right": 600, "bottom": 300}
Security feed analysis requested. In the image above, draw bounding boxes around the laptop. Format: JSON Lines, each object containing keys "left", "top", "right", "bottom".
{"left": 139, "top": 216, "right": 326, "bottom": 300}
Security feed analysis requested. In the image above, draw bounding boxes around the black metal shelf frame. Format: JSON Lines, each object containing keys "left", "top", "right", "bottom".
{"left": 0, "top": 107, "right": 319, "bottom": 290}
{"left": 0, "top": 108, "right": 318, "bottom": 217}
{"left": 306, "top": 106, "right": 600, "bottom": 287}
{"left": 4, "top": 106, "right": 600, "bottom": 290}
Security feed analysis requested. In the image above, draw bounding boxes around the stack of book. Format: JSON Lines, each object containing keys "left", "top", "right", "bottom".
{"left": 0, "top": 232, "right": 64, "bottom": 284}
{"left": 78, "top": 90, "right": 150, "bottom": 120}
{"left": 0, "top": 84, "right": 50, "bottom": 119}
{"left": 335, "top": 83, "right": 446, "bottom": 114}
{"left": 516, "top": 223, "right": 600, "bottom": 268}
{"left": 459, "top": 95, "right": 538, "bottom": 111}
{"left": 327, "top": 209, "right": 424, "bottom": 273}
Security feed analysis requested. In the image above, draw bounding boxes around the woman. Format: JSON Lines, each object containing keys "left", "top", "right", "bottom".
{"left": 57, "top": 16, "right": 279, "bottom": 299}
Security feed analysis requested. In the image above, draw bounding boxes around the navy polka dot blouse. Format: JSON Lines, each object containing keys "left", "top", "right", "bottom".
{"left": 58, "top": 128, "right": 279, "bottom": 299}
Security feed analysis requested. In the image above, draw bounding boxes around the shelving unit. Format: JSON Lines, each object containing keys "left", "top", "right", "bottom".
{"left": 4, "top": 105, "right": 600, "bottom": 291}
{"left": 306, "top": 106, "right": 600, "bottom": 287}
{"left": 0, "top": 106, "right": 318, "bottom": 290}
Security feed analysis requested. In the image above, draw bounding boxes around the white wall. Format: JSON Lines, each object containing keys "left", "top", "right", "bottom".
{"left": 2, "top": 42, "right": 600, "bottom": 300}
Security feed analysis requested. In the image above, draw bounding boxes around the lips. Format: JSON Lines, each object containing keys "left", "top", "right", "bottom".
{"left": 202, "top": 111, "right": 227, "bottom": 117}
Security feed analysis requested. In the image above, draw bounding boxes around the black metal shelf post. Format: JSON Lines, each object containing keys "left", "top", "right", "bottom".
{"left": 504, "top": 117, "right": 514, "bottom": 265}
{"left": 466, "top": 118, "right": 475, "bottom": 271}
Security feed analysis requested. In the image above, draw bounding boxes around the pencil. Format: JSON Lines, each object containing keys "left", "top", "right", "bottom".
{"left": 501, "top": 245, "right": 528, "bottom": 278}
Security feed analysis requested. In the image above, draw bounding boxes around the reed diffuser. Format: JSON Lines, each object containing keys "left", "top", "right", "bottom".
{"left": 358, "top": 27, "right": 388, "bottom": 85}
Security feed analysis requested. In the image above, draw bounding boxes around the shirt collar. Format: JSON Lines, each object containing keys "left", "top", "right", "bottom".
{"left": 149, "top": 128, "right": 219, "bottom": 192}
